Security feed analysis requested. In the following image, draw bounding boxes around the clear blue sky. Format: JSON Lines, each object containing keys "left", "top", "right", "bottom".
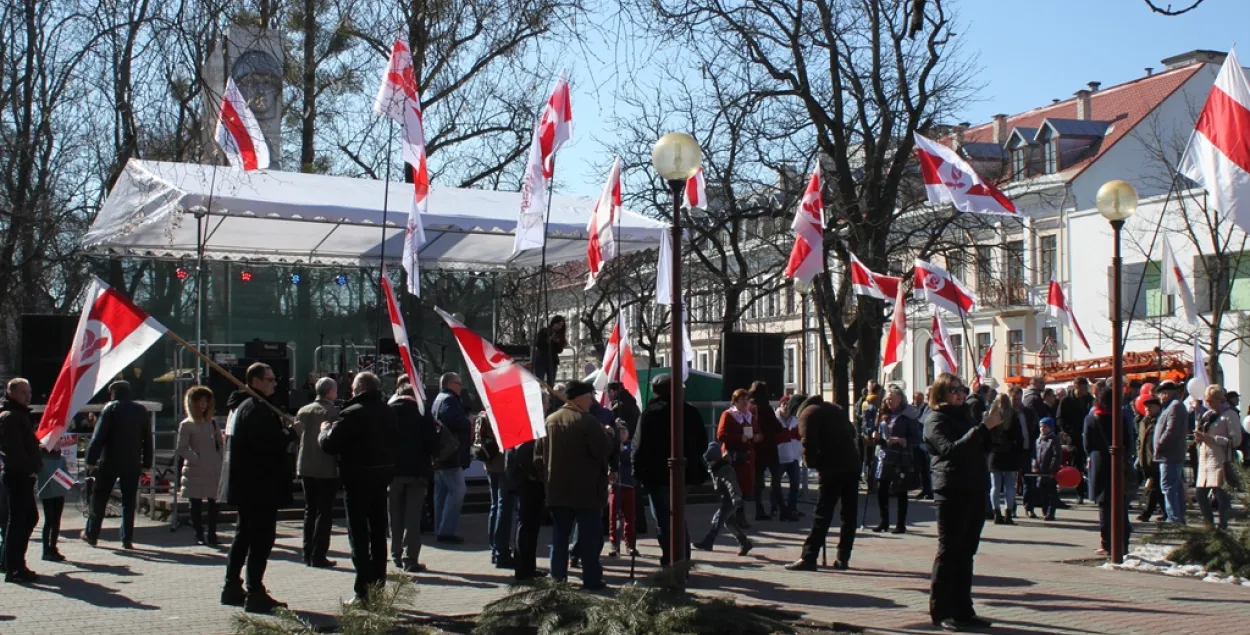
{"left": 554, "top": 0, "right": 1248, "bottom": 198}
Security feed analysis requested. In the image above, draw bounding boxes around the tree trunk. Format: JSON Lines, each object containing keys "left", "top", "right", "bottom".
{"left": 299, "top": 0, "right": 317, "bottom": 172}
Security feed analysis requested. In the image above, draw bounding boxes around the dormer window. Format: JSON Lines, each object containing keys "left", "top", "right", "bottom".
{"left": 1012, "top": 147, "right": 1028, "bottom": 180}
{"left": 1033, "top": 119, "right": 1112, "bottom": 176}
{"left": 1042, "top": 141, "right": 1057, "bottom": 173}
{"left": 1007, "top": 127, "right": 1039, "bottom": 180}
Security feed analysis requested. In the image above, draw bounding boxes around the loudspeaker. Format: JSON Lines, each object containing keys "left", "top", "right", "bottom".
{"left": 244, "top": 339, "right": 287, "bottom": 360}
{"left": 720, "top": 332, "right": 786, "bottom": 401}
{"left": 210, "top": 357, "right": 291, "bottom": 413}
{"left": 378, "top": 337, "right": 399, "bottom": 356}
{"left": 20, "top": 314, "right": 80, "bottom": 402}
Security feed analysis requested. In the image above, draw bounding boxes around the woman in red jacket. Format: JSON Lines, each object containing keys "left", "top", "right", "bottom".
{"left": 718, "top": 389, "right": 760, "bottom": 527}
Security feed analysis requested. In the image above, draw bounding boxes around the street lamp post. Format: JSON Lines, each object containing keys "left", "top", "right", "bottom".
{"left": 651, "top": 132, "right": 702, "bottom": 579}
{"left": 1096, "top": 179, "right": 1138, "bottom": 565}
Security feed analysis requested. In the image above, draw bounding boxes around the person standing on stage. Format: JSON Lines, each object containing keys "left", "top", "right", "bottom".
{"left": 219, "top": 363, "right": 293, "bottom": 613}
{"left": 784, "top": 394, "right": 860, "bottom": 571}
{"left": 83, "top": 381, "right": 152, "bottom": 549}
{"left": 532, "top": 316, "right": 568, "bottom": 386}
{"left": 176, "top": 385, "right": 224, "bottom": 547}
{"left": 319, "top": 372, "right": 397, "bottom": 604}
{"left": 925, "top": 372, "right": 1001, "bottom": 632}
{"left": 1, "top": 378, "right": 42, "bottom": 583}
{"left": 294, "top": 377, "right": 340, "bottom": 567}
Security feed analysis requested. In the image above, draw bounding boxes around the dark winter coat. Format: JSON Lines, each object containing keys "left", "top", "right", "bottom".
{"left": 1035, "top": 431, "right": 1061, "bottom": 477}
{"left": 87, "top": 398, "right": 153, "bottom": 475}
{"left": 1153, "top": 399, "right": 1189, "bottom": 464}
{"left": 797, "top": 400, "right": 860, "bottom": 474}
{"left": 989, "top": 410, "right": 1027, "bottom": 472}
{"left": 1137, "top": 412, "right": 1159, "bottom": 469}
{"left": 1022, "top": 387, "right": 1053, "bottom": 421}
{"left": 1057, "top": 392, "right": 1093, "bottom": 452}
{"left": 390, "top": 395, "right": 435, "bottom": 477}
{"left": 749, "top": 393, "right": 784, "bottom": 468}
{"left": 433, "top": 390, "right": 472, "bottom": 470}
{"left": 1084, "top": 409, "right": 1129, "bottom": 504}
{"left": 319, "top": 390, "right": 397, "bottom": 485}
{"left": 610, "top": 393, "right": 641, "bottom": 437}
{"left": 924, "top": 403, "right": 991, "bottom": 499}
{"left": 0, "top": 397, "right": 42, "bottom": 476}
{"left": 218, "top": 390, "right": 293, "bottom": 507}
{"left": 533, "top": 403, "right": 615, "bottom": 509}
{"left": 632, "top": 397, "right": 709, "bottom": 490}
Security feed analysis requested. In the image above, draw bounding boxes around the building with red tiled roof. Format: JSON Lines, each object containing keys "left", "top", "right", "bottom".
{"left": 888, "top": 50, "right": 1231, "bottom": 396}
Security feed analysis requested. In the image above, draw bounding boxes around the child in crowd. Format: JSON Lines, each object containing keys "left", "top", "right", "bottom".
{"left": 694, "top": 442, "right": 753, "bottom": 556}
{"left": 35, "top": 443, "right": 69, "bottom": 562}
{"left": 1034, "top": 417, "right": 1062, "bottom": 522}
{"left": 607, "top": 418, "right": 638, "bottom": 558}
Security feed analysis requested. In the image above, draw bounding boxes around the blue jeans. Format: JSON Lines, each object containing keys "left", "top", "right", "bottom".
{"left": 1159, "top": 461, "right": 1186, "bottom": 524}
{"left": 646, "top": 487, "right": 690, "bottom": 567}
{"left": 433, "top": 468, "right": 466, "bottom": 537}
{"left": 549, "top": 507, "right": 603, "bottom": 587}
{"left": 486, "top": 471, "right": 515, "bottom": 559}
{"left": 990, "top": 471, "right": 1017, "bottom": 514}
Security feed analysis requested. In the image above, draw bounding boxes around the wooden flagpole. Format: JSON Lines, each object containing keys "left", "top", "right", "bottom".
{"left": 165, "top": 329, "right": 290, "bottom": 421}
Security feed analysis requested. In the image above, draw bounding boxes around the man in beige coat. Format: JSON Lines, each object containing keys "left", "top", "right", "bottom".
{"left": 534, "top": 380, "right": 616, "bottom": 590}
{"left": 294, "top": 377, "right": 340, "bottom": 567}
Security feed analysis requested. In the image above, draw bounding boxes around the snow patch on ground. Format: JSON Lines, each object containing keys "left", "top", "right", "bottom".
{"left": 1100, "top": 544, "right": 1250, "bottom": 587}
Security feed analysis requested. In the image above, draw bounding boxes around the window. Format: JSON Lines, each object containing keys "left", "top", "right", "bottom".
{"left": 976, "top": 332, "right": 992, "bottom": 371}
{"left": 766, "top": 284, "right": 777, "bottom": 317}
{"left": 948, "top": 252, "right": 967, "bottom": 282}
{"left": 949, "top": 334, "right": 963, "bottom": 370}
{"left": 1043, "top": 141, "right": 1058, "bottom": 174}
{"left": 1008, "top": 329, "right": 1024, "bottom": 376}
{"left": 1006, "top": 241, "right": 1025, "bottom": 286}
{"left": 749, "top": 295, "right": 758, "bottom": 319}
{"left": 784, "top": 346, "right": 796, "bottom": 385}
{"left": 925, "top": 342, "right": 935, "bottom": 387}
{"left": 1038, "top": 234, "right": 1057, "bottom": 284}
{"left": 1012, "top": 148, "right": 1028, "bottom": 180}
{"left": 976, "top": 246, "right": 995, "bottom": 291}
{"left": 1144, "top": 262, "right": 1175, "bottom": 318}
{"left": 698, "top": 351, "right": 709, "bottom": 372}
{"left": 1195, "top": 252, "right": 1250, "bottom": 313}
{"left": 785, "top": 281, "right": 796, "bottom": 315}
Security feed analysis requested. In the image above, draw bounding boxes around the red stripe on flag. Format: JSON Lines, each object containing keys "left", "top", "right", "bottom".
{"left": 1196, "top": 86, "right": 1250, "bottom": 174}
{"left": 785, "top": 236, "right": 812, "bottom": 277}
{"left": 221, "top": 99, "right": 259, "bottom": 171}
{"left": 482, "top": 366, "right": 531, "bottom": 449}
{"left": 916, "top": 149, "right": 944, "bottom": 186}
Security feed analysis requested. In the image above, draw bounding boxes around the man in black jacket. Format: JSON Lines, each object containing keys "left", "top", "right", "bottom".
{"left": 632, "top": 374, "right": 707, "bottom": 568}
{"left": 507, "top": 433, "right": 547, "bottom": 582}
{"left": 321, "top": 371, "right": 398, "bottom": 603}
{"left": 388, "top": 380, "right": 435, "bottom": 573}
{"left": 785, "top": 395, "right": 860, "bottom": 571}
{"left": 219, "top": 363, "right": 293, "bottom": 613}
{"left": 83, "top": 381, "right": 152, "bottom": 549}
{"left": 1057, "top": 377, "right": 1093, "bottom": 502}
{"left": 0, "top": 378, "right": 42, "bottom": 583}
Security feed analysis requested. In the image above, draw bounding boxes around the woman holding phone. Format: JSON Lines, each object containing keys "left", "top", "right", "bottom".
{"left": 923, "top": 372, "right": 1002, "bottom": 632}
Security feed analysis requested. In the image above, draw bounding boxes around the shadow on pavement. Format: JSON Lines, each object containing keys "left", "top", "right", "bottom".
{"left": 690, "top": 570, "right": 904, "bottom": 609}
{"left": 31, "top": 572, "right": 160, "bottom": 610}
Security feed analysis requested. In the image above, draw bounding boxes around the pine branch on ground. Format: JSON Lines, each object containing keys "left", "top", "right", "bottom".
{"left": 1146, "top": 462, "right": 1250, "bottom": 578}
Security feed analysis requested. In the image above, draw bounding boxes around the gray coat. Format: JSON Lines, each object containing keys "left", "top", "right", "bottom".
{"left": 295, "top": 398, "right": 340, "bottom": 479}
{"left": 1153, "top": 399, "right": 1189, "bottom": 464}
{"left": 176, "top": 417, "right": 223, "bottom": 500}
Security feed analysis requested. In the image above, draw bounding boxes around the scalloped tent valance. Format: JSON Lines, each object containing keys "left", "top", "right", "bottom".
{"left": 84, "top": 159, "right": 668, "bottom": 271}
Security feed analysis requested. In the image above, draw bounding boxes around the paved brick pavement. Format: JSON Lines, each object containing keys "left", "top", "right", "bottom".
{"left": 0, "top": 492, "right": 1245, "bottom": 635}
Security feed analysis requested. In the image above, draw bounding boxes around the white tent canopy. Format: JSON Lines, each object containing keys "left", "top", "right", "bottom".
{"left": 84, "top": 159, "right": 668, "bottom": 270}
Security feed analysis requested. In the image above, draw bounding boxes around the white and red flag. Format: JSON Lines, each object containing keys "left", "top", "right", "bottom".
{"left": 930, "top": 313, "right": 959, "bottom": 375}
{"left": 513, "top": 73, "right": 573, "bottom": 254}
{"left": 1046, "top": 279, "right": 1091, "bottom": 352}
{"left": 434, "top": 307, "right": 545, "bottom": 450}
{"left": 784, "top": 167, "right": 825, "bottom": 284}
{"left": 374, "top": 38, "right": 429, "bottom": 295}
{"left": 381, "top": 270, "right": 426, "bottom": 413}
{"left": 974, "top": 340, "right": 993, "bottom": 388}
{"left": 882, "top": 284, "right": 908, "bottom": 374}
{"left": 593, "top": 317, "right": 641, "bottom": 404}
{"left": 684, "top": 167, "right": 707, "bottom": 209}
{"left": 1193, "top": 335, "right": 1210, "bottom": 389}
{"left": 37, "top": 278, "right": 167, "bottom": 449}
{"left": 849, "top": 253, "right": 903, "bottom": 302}
{"left": 50, "top": 468, "right": 76, "bottom": 491}
{"left": 914, "top": 132, "right": 1016, "bottom": 217}
{"left": 1179, "top": 47, "right": 1250, "bottom": 233}
{"left": 214, "top": 77, "right": 270, "bottom": 171}
{"left": 586, "top": 157, "right": 622, "bottom": 290}
{"left": 914, "top": 259, "right": 977, "bottom": 316}
{"left": 1161, "top": 235, "right": 1198, "bottom": 325}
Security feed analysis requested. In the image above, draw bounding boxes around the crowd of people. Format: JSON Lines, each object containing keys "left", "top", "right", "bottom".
{"left": 0, "top": 359, "right": 1247, "bottom": 631}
